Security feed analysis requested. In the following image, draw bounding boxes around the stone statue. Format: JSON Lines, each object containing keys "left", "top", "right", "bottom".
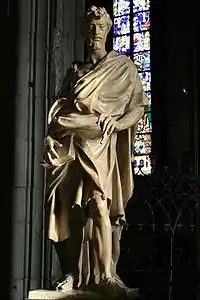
{"left": 41, "top": 5, "right": 149, "bottom": 299}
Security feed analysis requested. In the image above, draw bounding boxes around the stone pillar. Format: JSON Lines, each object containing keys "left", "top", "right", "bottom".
{"left": 48, "top": 0, "right": 85, "bottom": 284}
{"left": 10, "top": 1, "right": 32, "bottom": 298}
{"left": 10, "top": 0, "right": 48, "bottom": 299}
{"left": 10, "top": 0, "right": 85, "bottom": 299}
{"left": 48, "top": 0, "right": 85, "bottom": 104}
{"left": 28, "top": 0, "right": 49, "bottom": 293}
{"left": 74, "top": 0, "right": 86, "bottom": 61}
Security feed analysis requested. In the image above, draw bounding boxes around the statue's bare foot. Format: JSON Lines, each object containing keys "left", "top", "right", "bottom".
{"left": 112, "top": 274, "right": 127, "bottom": 288}
{"left": 53, "top": 273, "right": 74, "bottom": 292}
{"left": 97, "top": 276, "right": 127, "bottom": 298}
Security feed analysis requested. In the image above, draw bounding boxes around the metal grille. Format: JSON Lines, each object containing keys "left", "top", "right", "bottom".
{"left": 118, "top": 168, "right": 200, "bottom": 299}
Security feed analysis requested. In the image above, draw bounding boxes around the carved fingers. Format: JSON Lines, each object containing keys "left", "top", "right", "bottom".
{"left": 97, "top": 113, "right": 117, "bottom": 143}
{"left": 43, "top": 136, "right": 63, "bottom": 166}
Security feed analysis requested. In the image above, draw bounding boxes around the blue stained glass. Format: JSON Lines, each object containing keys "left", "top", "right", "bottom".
{"left": 145, "top": 90, "right": 151, "bottom": 105}
{"left": 138, "top": 71, "right": 151, "bottom": 91}
{"left": 113, "top": 0, "right": 152, "bottom": 175}
{"left": 133, "top": 155, "right": 152, "bottom": 175}
{"left": 133, "top": 31, "right": 150, "bottom": 52}
{"left": 134, "top": 134, "right": 152, "bottom": 155}
{"left": 133, "top": 11, "right": 150, "bottom": 32}
{"left": 133, "top": 0, "right": 150, "bottom": 13}
{"left": 113, "top": 0, "right": 130, "bottom": 17}
{"left": 134, "top": 51, "right": 150, "bottom": 71}
{"left": 114, "top": 16, "right": 130, "bottom": 36}
{"left": 113, "top": 34, "right": 130, "bottom": 55}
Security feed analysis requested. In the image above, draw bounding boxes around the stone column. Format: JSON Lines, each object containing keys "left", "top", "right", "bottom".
{"left": 48, "top": 0, "right": 85, "bottom": 285}
{"left": 10, "top": 1, "right": 32, "bottom": 298}
{"left": 10, "top": 0, "right": 85, "bottom": 299}
{"left": 74, "top": 0, "right": 86, "bottom": 62}
{"left": 48, "top": 0, "right": 85, "bottom": 103}
{"left": 28, "top": 0, "right": 49, "bottom": 293}
{"left": 10, "top": 0, "right": 48, "bottom": 299}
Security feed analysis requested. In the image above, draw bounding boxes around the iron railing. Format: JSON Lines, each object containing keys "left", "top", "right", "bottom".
{"left": 118, "top": 167, "right": 200, "bottom": 300}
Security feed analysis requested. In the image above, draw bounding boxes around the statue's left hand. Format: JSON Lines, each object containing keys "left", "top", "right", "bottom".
{"left": 42, "top": 136, "right": 63, "bottom": 167}
{"left": 97, "top": 113, "right": 119, "bottom": 143}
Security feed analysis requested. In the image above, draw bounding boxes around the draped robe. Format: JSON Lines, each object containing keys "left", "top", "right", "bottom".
{"left": 42, "top": 50, "right": 149, "bottom": 285}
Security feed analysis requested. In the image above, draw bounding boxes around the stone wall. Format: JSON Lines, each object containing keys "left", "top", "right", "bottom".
{"left": 10, "top": 1, "right": 85, "bottom": 299}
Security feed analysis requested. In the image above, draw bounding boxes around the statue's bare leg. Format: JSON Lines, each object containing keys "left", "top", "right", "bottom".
{"left": 111, "top": 225, "right": 122, "bottom": 276}
{"left": 89, "top": 193, "right": 112, "bottom": 280}
{"left": 89, "top": 196, "right": 127, "bottom": 297}
{"left": 52, "top": 206, "right": 87, "bottom": 291}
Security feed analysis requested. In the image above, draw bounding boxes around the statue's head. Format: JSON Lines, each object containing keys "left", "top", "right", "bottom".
{"left": 80, "top": 6, "right": 113, "bottom": 50}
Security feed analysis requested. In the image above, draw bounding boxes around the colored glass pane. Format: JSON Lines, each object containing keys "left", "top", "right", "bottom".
{"left": 146, "top": 105, "right": 151, "bottom": 113}
{"left": 113, "top": 0, "right": 130, "bottom": 17}
{"left": 113, "top": 35, "right": 130, "bottom": 55}
{"left": 133, "top": 0, "right": 150, "bottom": 13}
{"left": 133, "top": 11, "right": 150, "bottom": 32}
{"left": 134, "top": 51, "right": 150, "bottom": 71}
{"left": 133, "top": 31, "right": 150, "bottom": 52}
{"left": 113, "top": 0, "right": 152, "bottom": 176}
{"left": 137, "top": 112, "right": 152, "bottom": 134}
{"left": 138, "top": 71, "right": 151, "bottom": 91}
{"left": 133, "top": 155, "right": 152, "bottom": 175}
{"left": 145, "top": 90, "right": 151, "bottom": 105}
{"left": 114, "top": 16, "right": 130, "bottom": 36}
{"left": 134, "top": 133, "right": 151, "bottom": 155}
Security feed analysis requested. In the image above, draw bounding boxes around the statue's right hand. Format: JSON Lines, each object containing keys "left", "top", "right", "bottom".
{"left": 43, "top": 136, "right": 63, "bottom": 166}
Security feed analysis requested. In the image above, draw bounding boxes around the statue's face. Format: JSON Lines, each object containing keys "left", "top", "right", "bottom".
{"left": 84, "top": 16, "right": 108, "bottom": 50}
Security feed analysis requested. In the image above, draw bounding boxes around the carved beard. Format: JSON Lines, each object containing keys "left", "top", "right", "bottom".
{"left": 89, "top": 39, "right": 102, "bottom": 50}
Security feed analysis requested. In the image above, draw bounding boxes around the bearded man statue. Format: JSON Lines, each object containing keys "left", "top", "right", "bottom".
{"left": 41, "top": 5, "right": 149, "bottom": 298}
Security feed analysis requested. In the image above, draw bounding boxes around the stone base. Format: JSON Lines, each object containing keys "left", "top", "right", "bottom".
{"left": 27, "top": 288, "right": 142, "bottom": 300}
{"left": 28, "top": 290, "right": 68, "bottom": 299}
{"left": 28, "top": 289, "right": 113, "bottom": 300}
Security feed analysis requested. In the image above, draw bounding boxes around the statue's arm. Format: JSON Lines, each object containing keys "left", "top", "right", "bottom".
{"left": 115, "top": 61, "right": 149, "bottom": 131}
{"left": 55, "top": 112, "right": 99, "bottom": 129}
{"left": 116, "top": 106, "right": 144, "bottom": 131}
{"left": 48, "top": 112, "right": 102, "bottom": 140}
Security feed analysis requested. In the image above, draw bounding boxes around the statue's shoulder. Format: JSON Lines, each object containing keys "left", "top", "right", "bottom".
{"left": 113, "top": 52, "right": 131, "bottom": 63}
{"left": 116, "top": 53, "right": 129, "bottom": 60}
{"left": 114, "top": 53, "right": 136, "bottom": 69}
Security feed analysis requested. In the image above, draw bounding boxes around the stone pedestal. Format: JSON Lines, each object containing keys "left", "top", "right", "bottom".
{"left": 28, "top": 288, "right": 142, "bottom": 300}
{"left": 28, "top": 290, "right": 68, "bottom": 299}
{"left": 28, "top": 289, "right": 111, "bottom": 300}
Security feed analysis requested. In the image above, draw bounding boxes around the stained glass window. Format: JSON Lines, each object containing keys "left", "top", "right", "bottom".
{"left": 137, "top": 112, "right": 152, "bottom": 134}
{"left": 133, "top": 0, "right": 150, "bottom": 13}
{"left": 113, "top": 0, "right": 130, "bottom": 16}
{"left": 114, "top": 16, "right": 130, "bottom": 36}
{"left": 113, "top": 0, "right": 152, "bottom": 175}
{"left": 113, "top": 34, "right": 130, "bottom": 55}
{"left": 133, "top": 11, "right": 150, "bottom": 31}
{"left": 133, "top": 31, "right": 150, "bottom": 52}
{"left": 134, "top": 134, "right": 152, "bottom": 155}
{"left": 138, "top": 71, "right": 151, "bottom": 91}
{"left": 133, "top": 51, "right": 150, "bottom": 71}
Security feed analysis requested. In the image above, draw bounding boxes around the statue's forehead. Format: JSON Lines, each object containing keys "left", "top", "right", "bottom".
{"left": 88, "top": 17, "right": 106, "bottom": 25}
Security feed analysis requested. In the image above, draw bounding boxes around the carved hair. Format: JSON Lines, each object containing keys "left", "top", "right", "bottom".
{"left": 80, "top": 6, "right": 113, "bottom": 34}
